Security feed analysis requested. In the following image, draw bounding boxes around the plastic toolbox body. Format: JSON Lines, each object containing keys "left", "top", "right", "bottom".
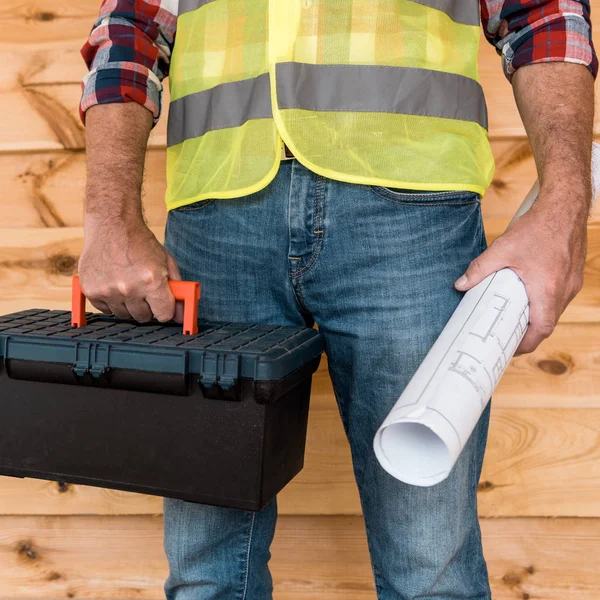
{"left": 0, "top": 309, "right": 323, "bottom": 511}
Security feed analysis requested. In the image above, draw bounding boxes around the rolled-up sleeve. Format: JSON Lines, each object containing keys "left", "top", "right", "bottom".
{"left": 80, "top": 0, "right": 178, "bottom": 125}
{"left": 481, "top": 0, "right": 598, "bottom": 81}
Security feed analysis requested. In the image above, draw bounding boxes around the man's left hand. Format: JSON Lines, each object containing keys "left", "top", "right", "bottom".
{"left": 454, "top": 193, "right": 589, "bottom": 355}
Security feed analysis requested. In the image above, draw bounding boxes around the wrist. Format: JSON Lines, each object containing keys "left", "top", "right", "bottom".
{"left": 83, "top": 208, "right": 146, "bottom": 235}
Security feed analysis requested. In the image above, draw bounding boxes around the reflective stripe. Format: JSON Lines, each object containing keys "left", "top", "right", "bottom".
{"left": 167, "top": 73, "right": 272, "bottom": 147}
{"left": 178, "top": 0, "right": 216, "bottom": 16}
{"left": 409, "top": 0, "right": 480, "bottom": 26}
{"left": 276, "top": 62, "right": 487, "bottom": 130}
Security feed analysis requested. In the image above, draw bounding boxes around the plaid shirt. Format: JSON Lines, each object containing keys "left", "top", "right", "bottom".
{"left": 80, "top": 0, "right": 597, "bottom": 125}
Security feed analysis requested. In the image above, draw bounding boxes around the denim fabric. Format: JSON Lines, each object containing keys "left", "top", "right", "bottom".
{"left": 162, "top": 159, "right": 492, "bottom": 600}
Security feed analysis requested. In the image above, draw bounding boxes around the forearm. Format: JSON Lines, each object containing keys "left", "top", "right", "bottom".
{"left": 84, "top": 102, "right": 153, "bottom": 223}
{"left": 512, "top": 62, "right": 595, "bottom": 219}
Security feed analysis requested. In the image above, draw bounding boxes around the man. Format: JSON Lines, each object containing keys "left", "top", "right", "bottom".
{"left": 78, "top": 1, "right": 596, "bottom": 598}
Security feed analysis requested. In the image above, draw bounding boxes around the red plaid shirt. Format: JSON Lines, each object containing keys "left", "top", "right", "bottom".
{"left": 80, "top": 0, "right": 597, "bottom": 124}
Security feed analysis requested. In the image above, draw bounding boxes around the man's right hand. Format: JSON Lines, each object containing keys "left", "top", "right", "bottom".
{"left": 79, "top": 103, "right": 183, "bottom": 324}
{"left": 78, "top": 215, "right": 184, "bottom": 324}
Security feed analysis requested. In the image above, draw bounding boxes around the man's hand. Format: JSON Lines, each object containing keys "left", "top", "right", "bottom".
{"left": 80, "top": 103, "right": 183, "bottom": 324}
{"left": 454, "top": 196, "right": 588, "bottom": 354}
{"left": 78, "top": 215, "right": 184, "bottom": 323}
{"left": 456, "top": 60, "right": 594, "bottom": 355}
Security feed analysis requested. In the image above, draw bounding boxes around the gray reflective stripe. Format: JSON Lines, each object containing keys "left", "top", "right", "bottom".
{"left": 178, "top": 0, "right": 216, "bottom": 16}
{"left": 167, "top": 73, "right": 272, "bottom": 147}
{"left": 276, "top": 62, "right": 487, "bottom": 130}
{"left": 408, "top": 0, "right": 480, "bottom": 26}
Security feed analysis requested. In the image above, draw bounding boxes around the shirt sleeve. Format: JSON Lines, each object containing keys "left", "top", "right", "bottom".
{"left": 79, "top": 0, "right": 178, "bottom": 125}
{"left": 481, "top": 0, "right": 598, "bottom": 81}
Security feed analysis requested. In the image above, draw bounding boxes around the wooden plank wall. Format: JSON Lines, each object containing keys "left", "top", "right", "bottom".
{"left": 1, "top": 2, "right": 599, "bottom": 598}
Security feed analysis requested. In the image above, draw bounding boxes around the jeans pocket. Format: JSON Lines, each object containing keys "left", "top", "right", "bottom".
{"left": 173, "top": 198, "right": 217, "bottom": 211}
{"left": 369, "top": 186, "right": 481, "bottom": 206}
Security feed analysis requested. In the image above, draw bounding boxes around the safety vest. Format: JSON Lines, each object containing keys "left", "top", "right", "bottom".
{"left": 166, "top": 0, "right": 495, "bottom": 210}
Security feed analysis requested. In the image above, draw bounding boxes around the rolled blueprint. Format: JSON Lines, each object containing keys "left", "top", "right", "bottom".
{"left": 374, "top": 142, "right": 600, "bottom": 487}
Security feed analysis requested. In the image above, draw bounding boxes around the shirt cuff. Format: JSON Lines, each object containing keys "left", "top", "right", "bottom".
{"left": 79, "top": 63, "right": 162, "bottom": 126}
{"left": 500, "top": 13, "right": 598, "bottom": 82}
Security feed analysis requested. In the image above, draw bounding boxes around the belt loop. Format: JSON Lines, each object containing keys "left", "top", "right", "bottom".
{"left": 281, "top": 143, "right": 295, "bottom": 160}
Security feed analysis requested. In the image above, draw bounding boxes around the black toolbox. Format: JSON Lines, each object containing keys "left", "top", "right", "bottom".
{"left": 0, "top": 278, "right": 322, "bottom": 511}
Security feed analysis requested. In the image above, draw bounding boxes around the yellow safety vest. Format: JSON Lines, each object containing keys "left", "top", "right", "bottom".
{"left": 166, "top": 0, "right": 495, "bottom": 210}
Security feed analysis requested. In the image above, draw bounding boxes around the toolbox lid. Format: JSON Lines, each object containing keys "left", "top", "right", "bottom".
{"left": 0, "top": 309, "right": 323, "bottom": 391}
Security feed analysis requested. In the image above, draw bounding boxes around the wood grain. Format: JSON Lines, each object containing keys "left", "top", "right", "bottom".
{"left": 1, "top": 405, "right": 599, "bottom": 517}
{"left": 0, "top": 514, "right": 598, "bottom": 599}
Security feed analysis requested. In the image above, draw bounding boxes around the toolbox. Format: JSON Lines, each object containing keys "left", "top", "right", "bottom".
{"left": 0, "top": 277, "right": 322, "bottom": 511}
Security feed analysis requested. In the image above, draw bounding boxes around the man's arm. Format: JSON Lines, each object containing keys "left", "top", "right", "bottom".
{"left": 456, "top": 0, "right": 597, "bottom": 354}
{"left": 79, "top": 103, "right": 183, "bottom": 323}
{"left": 78, "top": 0, "right": 182, "bottom": 322}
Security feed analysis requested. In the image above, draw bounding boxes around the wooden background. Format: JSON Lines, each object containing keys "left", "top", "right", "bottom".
{"left": 1, "top": 2, "right": 599, "bottom": 598}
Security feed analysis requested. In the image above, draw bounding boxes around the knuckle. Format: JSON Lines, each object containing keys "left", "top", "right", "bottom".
{"left": 536, "top": 319, "right": 555, "bottom": 339}
{"left": 116, "top": 280, "right": 134, "bottom": 297}
{"left": 468, "top": 257, "right": 482, "bottom": 273}
{"left": 140, "top": 268, "right": 162, "bottom": 287}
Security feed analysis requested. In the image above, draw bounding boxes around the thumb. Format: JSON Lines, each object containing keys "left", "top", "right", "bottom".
{"left": 454, "top": 248, "right": 505, "bottom": 291}
{"left": 166, "top": 252, "right": 185, "bottom": 324}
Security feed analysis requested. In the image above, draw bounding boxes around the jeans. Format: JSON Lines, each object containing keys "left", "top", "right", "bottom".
{"left": 162, "top": 159, "right": 492, "bottom": 600}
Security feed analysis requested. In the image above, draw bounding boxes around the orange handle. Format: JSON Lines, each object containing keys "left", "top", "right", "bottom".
{"left": 71, "top": 276, "right": 201, "bottom": 335}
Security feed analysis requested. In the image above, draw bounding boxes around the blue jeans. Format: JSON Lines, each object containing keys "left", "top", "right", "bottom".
{"left": 163, "top": 159, "right": 492, "bottom": 600}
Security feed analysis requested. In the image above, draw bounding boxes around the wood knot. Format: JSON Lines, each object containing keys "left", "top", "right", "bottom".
{"left": 67, "top": 592, "right": 75, "bottom": 598}
{"left": 50, "top": 254, "right": 78, "bottom": 276}
{"left": 47, "top": 571, "right": 63, "bottom": 581}
{"left": 34, "top": 11, "right": 55, "bottom": 21}
{"left": 526, "top": 565, "right": 535, "bottom": 574}
{"left": 522, "top": 593, "right": 530, "bottom": 600}
{"left": 478, "top": 480, "right": 495, "bottom": 492}
{"left": 17, "top": 541, "right": 38, "bottom": 560}
{"left": 56, "top": 480, "right": 71, "bottom": 494}
{"left": 537, "top": 359, "right": 568, "bottom": 376}
{"left": 502, "top": 571, "right": 522, "bottom": 586}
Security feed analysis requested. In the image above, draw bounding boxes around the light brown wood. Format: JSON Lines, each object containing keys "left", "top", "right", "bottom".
{"left": 0, "top": 151, "right": 168, "bottom": 228}
{"left": 2, "top": 405, "right": 600, "bottom": 517}
{"left": 0, "top": 514, "right": 598, "bottom": 599}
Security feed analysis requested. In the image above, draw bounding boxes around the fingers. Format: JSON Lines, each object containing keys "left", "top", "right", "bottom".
{"left": 515, "top": 292, "right": 557, "bottom": 355}
{"left": 145, "top": 280, "right": 177, "bottom": 323}
{"left": 123, "top": 298, "right": 154, "bottom": 323}
{"left": 107, "top": 302, "right": 133, "bottom": 321}
{"left": 89, "top": 298, "right": 113, "bottom": 315}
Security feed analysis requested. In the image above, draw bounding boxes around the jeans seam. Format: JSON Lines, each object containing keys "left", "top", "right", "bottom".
{"left": 289, "top": 278, "right": 311, "bottom": 314}
{"left": 289, "top": 236, "right": 323, "bottom": 278}
{"left": 240, "top": 511, "right": 256, "bottom": 600}
{"left": 314, "top": 175, "right": 325, "bottom": 234}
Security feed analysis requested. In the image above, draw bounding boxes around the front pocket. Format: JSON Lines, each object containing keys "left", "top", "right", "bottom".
{"left": 369, "top": 186, "right": 481, "bottom": 206}
{"left": 173, "top": 198, "right": 217, "bottom": 212}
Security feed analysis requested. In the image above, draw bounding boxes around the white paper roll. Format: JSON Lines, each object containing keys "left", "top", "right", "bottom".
{"left": 374, "top": 142, "right": 600, "bottom": 487}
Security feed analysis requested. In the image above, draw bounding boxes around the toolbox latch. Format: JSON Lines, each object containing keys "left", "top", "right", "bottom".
{"left": 89, "top": 363, "right": 108, "bottom": 378}
{"left": 199, "top": 353, "right": 241, "bottom": 399}
{"left": 72, "top": 361, "right": 89, "bottom": 377}
{"left": 219, "top": 355, "right": 240, "bottom": 391}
